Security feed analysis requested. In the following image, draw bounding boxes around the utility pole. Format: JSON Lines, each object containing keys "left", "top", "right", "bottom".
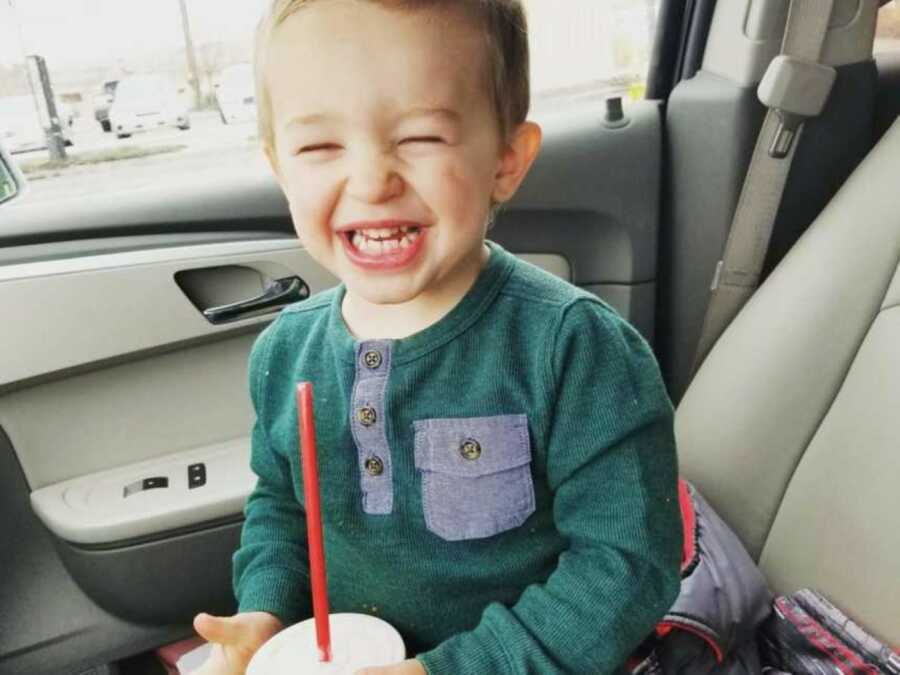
{"left": 178, "top": 0, "right": 202, "bottom": 108}
{"left": 26, "top": 54, "right": 67, "bottom": 160}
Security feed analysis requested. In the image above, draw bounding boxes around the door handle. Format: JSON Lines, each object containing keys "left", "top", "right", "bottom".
{"left": 202, "top": 276, "right": 309, "bottom": 324}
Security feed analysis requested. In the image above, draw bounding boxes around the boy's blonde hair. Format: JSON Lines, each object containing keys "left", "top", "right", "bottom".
{"left": 254, "top": 0, "right": 530, "bottom": 150}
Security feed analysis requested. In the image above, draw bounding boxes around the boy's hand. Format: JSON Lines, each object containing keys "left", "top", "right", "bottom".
{"left": 191, "top": 611, "right": 283, "bottom": 675}
{"left": 356, "top": 659, "right": 427, "bottom": 675}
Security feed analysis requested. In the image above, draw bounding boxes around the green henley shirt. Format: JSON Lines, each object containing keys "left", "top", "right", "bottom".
{"left": 233, "top": 241, "right": 681, "bottom": 674}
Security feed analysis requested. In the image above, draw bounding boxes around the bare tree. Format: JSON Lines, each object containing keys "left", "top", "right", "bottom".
{"left": 196, "top": 42, "right": 226, "bottom": 104}
{"left": 178, "top": 0, "right": 202, "bottom": 107}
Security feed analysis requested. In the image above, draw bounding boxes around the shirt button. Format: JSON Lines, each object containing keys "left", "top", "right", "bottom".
{"left": 363, "top": 350, "right": 382, "bottom": 369}
{"left": 460, "top": 439, "right": 482, "bottom": 461}
{"left": 357, "top": 407, "right": 377, "bottom": 427}
{"left": 364, "top": 456, "right": 384, "bottom": 476}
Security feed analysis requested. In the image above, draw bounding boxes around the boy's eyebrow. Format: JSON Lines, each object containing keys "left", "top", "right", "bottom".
{"left": 283, "top": 107, "right": 461, "bottom": 131}
{"left": 284, "top": 113, "right": 333, "bottom": 130}
{"left": 400, "top": 107, "right": 461, "bottom": 122}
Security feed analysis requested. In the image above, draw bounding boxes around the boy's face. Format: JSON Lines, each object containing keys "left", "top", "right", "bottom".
{"left": 263, "top": 1, "right": 531, "bottom": 307}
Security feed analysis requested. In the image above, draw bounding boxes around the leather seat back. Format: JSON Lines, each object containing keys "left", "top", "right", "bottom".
{"left": 676, "top": 118, "right": 900, "bottom": 646}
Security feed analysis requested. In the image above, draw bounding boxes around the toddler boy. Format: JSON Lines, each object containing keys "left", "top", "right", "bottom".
{"left": 194, "top": 1, "right": 682, "bottom": 673}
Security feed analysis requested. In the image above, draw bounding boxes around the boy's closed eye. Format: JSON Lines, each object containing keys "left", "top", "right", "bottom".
{"left": 396, "top": 135, "right": 451, "bottom": 156}
{"left": 292, "top": 137, "right": 447, "bottom": 157}
{"left": 399, "top": 136, "right": 445, "bottom": 144}
{"left": 294, "top": 142, "right": 342, "bottom": 156}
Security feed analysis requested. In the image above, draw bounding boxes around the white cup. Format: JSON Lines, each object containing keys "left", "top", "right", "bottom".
{"left": 247, "top": 613, "right": 406, "bottom": 674}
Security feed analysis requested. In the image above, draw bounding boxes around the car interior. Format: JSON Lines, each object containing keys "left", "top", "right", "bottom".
{"left": 1, "top": 0, "right": 898, "bottom": 672}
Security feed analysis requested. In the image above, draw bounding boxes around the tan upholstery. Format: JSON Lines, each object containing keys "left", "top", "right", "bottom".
{"left": 676, "top": 118, "right": 900, "bottom": 646}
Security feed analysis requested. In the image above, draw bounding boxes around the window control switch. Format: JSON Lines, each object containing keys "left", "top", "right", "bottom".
{"left": 188, "top": 462, "right": 207, "bottom": 489}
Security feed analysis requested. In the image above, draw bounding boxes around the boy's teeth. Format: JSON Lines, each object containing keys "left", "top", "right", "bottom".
{"left": 347, "top": 225, "right": 422, "bottom": 254}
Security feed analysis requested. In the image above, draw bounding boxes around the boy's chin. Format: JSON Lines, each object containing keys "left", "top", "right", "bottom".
{"left": 344, "top": 279, "right": 424, "bottom": 307}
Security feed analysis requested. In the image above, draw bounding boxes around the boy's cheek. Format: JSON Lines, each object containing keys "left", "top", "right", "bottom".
{"left": 284, "top": 184, "right": 335, "bottom": 242}
{"left": 426, "top": 160, "right": 495, "bottom": 218}
{"left": 281, "top": 169, "right": 338, "bottom": 215}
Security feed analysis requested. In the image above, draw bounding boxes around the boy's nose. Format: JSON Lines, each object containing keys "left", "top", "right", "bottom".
{"left": 345, "top": 153, "right": 404, "bottom": 204}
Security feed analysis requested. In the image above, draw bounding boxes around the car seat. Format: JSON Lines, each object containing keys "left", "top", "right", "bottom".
{"left": 675, "top": 116, "right": 900, "bottom": 647}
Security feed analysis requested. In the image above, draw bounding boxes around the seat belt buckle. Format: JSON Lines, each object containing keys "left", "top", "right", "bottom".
{"left": 769, "top": 111, "right": 804, "bottom": 159}
{"left": 710, "top": 260, "right": 760, "bottom": 292}
{"left": 758, "top": 55, "right": 837, "bottom": 159}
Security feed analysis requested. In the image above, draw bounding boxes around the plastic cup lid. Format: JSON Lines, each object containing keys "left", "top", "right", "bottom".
{"left": 247, "top": 613, "right": 406, "bottom": 675}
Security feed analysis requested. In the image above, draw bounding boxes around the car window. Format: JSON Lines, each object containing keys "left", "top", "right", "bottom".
{"left": 528, "top": 0, "right": 659, "bottom": 111}
{"left": 875, "top": 1, "right": 900, "bottom": 54}
{"left": 0, "top": 0, "right": 659, "bottom": 210}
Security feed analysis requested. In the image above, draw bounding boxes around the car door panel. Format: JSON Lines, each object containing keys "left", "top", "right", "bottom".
{"left": 0, "top": 426, "right": 188, "bottom": 675}
{"left": 0, "top": 240, "right": 334, "bottom": 392}
{"left": 0, "top": 241, "right": 334, "bottom": 673}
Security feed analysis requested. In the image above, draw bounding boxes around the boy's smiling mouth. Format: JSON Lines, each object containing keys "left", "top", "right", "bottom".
{"left": 337, "top": 220, "right": 426, "bottom": 270}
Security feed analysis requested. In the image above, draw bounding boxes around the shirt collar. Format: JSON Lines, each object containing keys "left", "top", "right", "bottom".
{"left": 327, "top": 240, "right": 515, "bottom": 365}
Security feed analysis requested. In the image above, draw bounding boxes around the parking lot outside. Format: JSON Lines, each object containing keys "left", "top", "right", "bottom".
{"left": 9, "top": 110, "right": 265, "bottom": 205}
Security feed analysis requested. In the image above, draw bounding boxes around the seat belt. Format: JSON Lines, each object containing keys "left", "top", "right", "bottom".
{"left": 692, "top": 0, "right": 837, "bottom": 373}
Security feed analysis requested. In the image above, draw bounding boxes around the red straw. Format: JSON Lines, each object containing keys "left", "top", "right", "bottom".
{"left": 296, "top": 382, "right": 332, "bottom": 662}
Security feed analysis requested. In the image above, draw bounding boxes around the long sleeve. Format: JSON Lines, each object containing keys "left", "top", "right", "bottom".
{"left": 418, "top": 299, "right": 682, "bottom": 674}
{"left": 232, "top": 323, "right": 312, "bottom": 625}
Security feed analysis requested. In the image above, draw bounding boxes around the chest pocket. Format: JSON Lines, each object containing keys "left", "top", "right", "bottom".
{"left": 413, "top": 414, "right": 536, "bottom": 541}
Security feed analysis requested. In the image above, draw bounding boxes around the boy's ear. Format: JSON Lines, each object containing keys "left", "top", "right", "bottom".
{"left": 492, "top": 121, "right": 542, "bottom": 205}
